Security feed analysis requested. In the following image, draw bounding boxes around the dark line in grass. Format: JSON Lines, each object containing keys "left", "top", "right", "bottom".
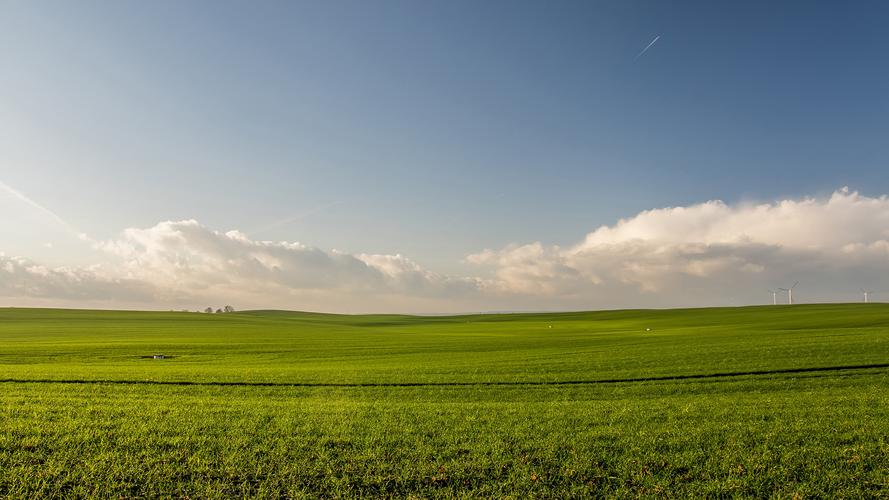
{"left": 0, "top": 363, "right": 886, "bottom": 388}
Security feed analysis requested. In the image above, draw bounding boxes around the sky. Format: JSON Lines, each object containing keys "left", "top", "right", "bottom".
{"left": 2, "top": 1, "right": 889, "bottom": 312}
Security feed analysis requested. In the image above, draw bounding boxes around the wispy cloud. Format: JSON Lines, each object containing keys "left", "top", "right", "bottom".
{"left": 252, "top": 200, "right": 345, "bottom": 235}
{"left": 635, "top": 35, "right": 660, "bottom": 60}
{"left": 0, "top": 179, "right": 92, "bottom": 242}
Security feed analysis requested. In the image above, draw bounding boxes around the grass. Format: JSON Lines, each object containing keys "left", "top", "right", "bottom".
{"left": 0, "top": 304, "right": 886, "bottom": 497}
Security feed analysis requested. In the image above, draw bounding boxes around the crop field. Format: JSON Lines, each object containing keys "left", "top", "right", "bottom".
{"left": 0, "top": 304, "right": 887, "bottom": 497}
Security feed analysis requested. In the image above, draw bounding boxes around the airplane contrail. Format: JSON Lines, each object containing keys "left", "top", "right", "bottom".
{"left": 0, "top": 179, "right": 92, "bottom": 242}
{"left": 252, "top": 200, "right": 345, "bottom": 235}
{"left": 635, "top": 35, "right": 661, "bottom": 59}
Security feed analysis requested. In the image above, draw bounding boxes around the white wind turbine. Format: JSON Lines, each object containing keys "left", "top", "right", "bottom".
{"left": 768, "top": 290, "right": 777, "bottom": 305}
{"left": 778, "top": 281, "right": 799, "bottom": 305}
{"left": 861, "top": 289, "right": 875, "bottom": 303}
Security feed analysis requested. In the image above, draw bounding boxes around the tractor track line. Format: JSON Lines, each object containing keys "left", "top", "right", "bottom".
{"left": 0, "top": 363, "right": 886, "bottom": 388}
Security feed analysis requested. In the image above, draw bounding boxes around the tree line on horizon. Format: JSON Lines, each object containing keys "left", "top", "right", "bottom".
{"left": 199, "top": 305, "right": 235, "bottom": 314}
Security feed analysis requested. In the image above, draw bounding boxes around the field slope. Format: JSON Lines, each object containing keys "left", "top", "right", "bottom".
{"left": 0, "top": 304, "right": 886, "bottom": 497}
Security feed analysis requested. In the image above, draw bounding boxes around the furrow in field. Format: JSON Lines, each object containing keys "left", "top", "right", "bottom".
{"left": 0, "top": 362, "right": 885, "bottom": 388}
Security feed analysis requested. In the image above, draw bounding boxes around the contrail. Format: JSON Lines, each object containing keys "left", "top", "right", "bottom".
{"left": 635, "top": 35, "right": 660, "bottom": 60}
{"left": 0, "top": 179, "right": 92, "bottom": 242}
{"left": 252, "top": 200, "right": 345, "bottom": 235}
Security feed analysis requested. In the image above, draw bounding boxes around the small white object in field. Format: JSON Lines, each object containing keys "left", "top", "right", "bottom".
{"left": 645, "top": 327, "right": 651, "bottom": 332}
{"left": 548, "top": 325, "right": 552, "bottom": 328}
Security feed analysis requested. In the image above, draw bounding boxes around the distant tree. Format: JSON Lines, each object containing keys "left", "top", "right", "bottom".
{"left": 215, "top": 308, "right": 223, "bottom": 314}
{"left": 223, "top": 305, "right": 235, "bottom": 313}
{"left": 204, "top": 307, "right": 213, "bottom": 314}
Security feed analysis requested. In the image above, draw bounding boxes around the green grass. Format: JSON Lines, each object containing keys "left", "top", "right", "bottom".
{"left": 0, "top": 304, "right": 886, "bottom": 497}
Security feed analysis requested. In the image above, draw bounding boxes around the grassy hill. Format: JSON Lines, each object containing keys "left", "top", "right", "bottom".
{"left": 0, "top": 305, "right": 886, "bottom": 496}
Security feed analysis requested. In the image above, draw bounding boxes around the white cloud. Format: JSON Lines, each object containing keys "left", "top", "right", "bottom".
{"left": 0, "top": 253, "right": 156, "bottom": 302}
{"left": 88, "top": 219, "right": 480, "bottom": 310}
{"left": 468, "top": 188, "right": 889, "bottom": 306}
{"left": 577, "top": 187, "right": 889, "bottom": 250}
{"left": 1, "top": 220, "right": 484, "bottom": 311}
{"left": 3, "top": 188, "right": 889, "bottom": 311}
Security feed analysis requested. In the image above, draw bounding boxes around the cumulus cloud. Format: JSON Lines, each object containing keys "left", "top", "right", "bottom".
{"left": 577, "top": 187, "right": 889, "bottom": 249}
{"left": 468, "top": 188, "right": 889, "bottom": 306}
{"left": 1, "top": 220, "right": 483, "bottom": 311}
{"left": 0, "top": 254, "right": 156, "bottom": 302}
{"left": 94, "top": 220, "right": 481, "bottom": 309}
{"left": 3, "top": 188, "right": 889, "bottom": 311}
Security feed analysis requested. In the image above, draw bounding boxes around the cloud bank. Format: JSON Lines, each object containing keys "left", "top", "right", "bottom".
{"left": 467, "top": 188, "right": 889, "bottom": 307}
{"left": 89, "top": 220, "right": 480, "bottom": 311}
{"left": 3, "top": 188, "right": 889, "bottom": 311}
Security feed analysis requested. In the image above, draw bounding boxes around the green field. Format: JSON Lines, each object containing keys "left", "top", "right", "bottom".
{"left": 0, "top": 304, "right": 886, "bottom": 497}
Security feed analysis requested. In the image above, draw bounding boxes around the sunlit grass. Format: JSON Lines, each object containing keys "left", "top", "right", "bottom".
{"left": 0, "top": 305, "right": 886, "bottom": 496}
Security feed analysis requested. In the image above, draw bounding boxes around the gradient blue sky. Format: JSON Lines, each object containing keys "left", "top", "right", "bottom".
{"left": 2, "top": 1, "right": 889, "bottom": 311}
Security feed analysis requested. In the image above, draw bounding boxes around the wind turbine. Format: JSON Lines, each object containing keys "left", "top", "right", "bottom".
{"left": 768, "top": 290, "right": 777, "bottom": 305}
{"left": 778, "top": 281, "right": 799, "bottom": 305}
{"left": 861, "top": 289, "right": 874, "bottom": 303}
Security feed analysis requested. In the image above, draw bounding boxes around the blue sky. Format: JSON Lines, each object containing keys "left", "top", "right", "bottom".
{"left": 2, "top": 1, "right": 889, "bottom": 311}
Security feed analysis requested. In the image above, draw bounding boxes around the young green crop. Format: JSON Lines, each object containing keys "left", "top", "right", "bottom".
{"left": 0, "top": 305, "right": 886, "bottom": 497}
